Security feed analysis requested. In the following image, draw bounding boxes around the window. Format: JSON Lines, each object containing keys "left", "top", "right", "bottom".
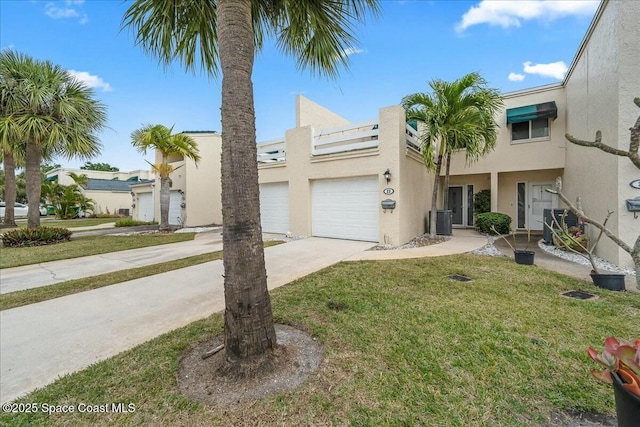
{"left": 511, "top": 118, "right": 549, "bottom": 142}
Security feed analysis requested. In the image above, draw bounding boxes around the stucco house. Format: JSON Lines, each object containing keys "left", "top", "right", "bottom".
{"left": 134, "top": 0, "right": 638, "bottom": 269}
{"left": 45, "top": 168, "right": 153, "bottom": 216}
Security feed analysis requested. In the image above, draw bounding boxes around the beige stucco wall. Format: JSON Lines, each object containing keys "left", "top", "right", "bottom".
{"left": 184, "top": 133, "right": 222, "bottom": 226}
{"left": 259, "top": 101, "right": 427, "bottom": 245}
{"left": 447, "top": 85, "right": 566, "bottom": 177}
{"left": 496, "top": 169, "right": 563, "bottom": 229}
{"left": 564, "top": 0, "right": 639, "bottom": 268}
{"left": 296, "top": 95, "right": 350, "bottom": 129}
{"left": 85, "top": 191, "right": 132, "bottom": 216}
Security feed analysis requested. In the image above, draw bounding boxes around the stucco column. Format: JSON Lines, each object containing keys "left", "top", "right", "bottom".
{"left": 491, "top": 171, "right": 499, "bottom": 212}
{"left": 285, "top": 126, "right": 314, "bottom": 236}
{"left": 377, "top": 105, "right": 405, "bottom": 245}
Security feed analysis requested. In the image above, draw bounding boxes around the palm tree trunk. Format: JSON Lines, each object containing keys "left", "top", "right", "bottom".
{"left": 3, "top": 150, "right": 17, "bottom": 226}
{"left": 25, "top": 140, "right": 42, "bottom": 229}
{"left": 443, "top": 151, "right": 452, "bottom": 210}
{"left": 218, "top": 0, "right": 277, "bottom": 361}
{"left": 429, "top": 154, "right": 443, "bottom": 238}
{"left": 159, "top": 176, "right": 170, "bottom": 230}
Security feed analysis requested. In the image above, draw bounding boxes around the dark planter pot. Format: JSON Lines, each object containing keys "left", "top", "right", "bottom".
{"left": 611, "top": 372, "right": 640, "bottom": 427}
{"left": 514, "top": 250, "right": 535, "bottom": 265}
{"left": 590, "top": 273, "right": 626, "bottom": 291}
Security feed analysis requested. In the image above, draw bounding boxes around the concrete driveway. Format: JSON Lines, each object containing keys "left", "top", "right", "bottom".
{"left": 0, "top": 237, "right": 372, "bottom": 404}
{"left": 0, "top": 231, "right": 223, "bottom": 294}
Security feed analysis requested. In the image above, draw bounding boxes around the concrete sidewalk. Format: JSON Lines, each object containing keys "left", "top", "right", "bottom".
{"left": 0, "top": 231, "right": 223, "bottom": 294}
{"left": 0, "top": 237, "right": 372, "bottom": 404}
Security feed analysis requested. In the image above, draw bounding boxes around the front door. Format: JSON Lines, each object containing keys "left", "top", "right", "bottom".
{"left": 528, "top": 183, "right": 553, "bottom": 231}
{"left": 448, "top": 186, "right": 463, "bottom": 225}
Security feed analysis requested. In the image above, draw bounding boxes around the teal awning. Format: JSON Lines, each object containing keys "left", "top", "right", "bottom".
{"left": 43, "top": 175, "right": 58, "bottom": 182}
{"left": 506, "top": 101, "right": 557, "bottom": 125}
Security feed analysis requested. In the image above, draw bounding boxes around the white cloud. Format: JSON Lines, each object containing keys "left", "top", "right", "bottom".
{"left": 522, "top": 61, "right": 568, "bottom": 79}
{"left": 456, "top": 0, "right": 599, "bottom": 32}
{"left": 44, "top": 1, "right": 88, "bottom": 24}
{"left": 68, "top": 70, "right": 113, "bottom": 92}
{"left": 341, "top": 47, "right": 365, "bottom": 57}
{"left": 508, "top": 72, "right": 526, "bottom": 82}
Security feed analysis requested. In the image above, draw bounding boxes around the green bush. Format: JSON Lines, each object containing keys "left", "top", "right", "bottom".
{"left": 473, "top": 189, "right": 491, "bottom": 215}
{"left": 115, "top": 218, "right": 157, "bottom": 227}
{"left": 1, "top": 227, "right": 72, "bottom": 248}
{"left": 476, "top": 212, "right": 512, "bottom": 235}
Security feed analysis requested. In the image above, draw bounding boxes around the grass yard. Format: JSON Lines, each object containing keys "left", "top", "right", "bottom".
{"left": 0, "top": 241, "right": 283, "bottom": 310}
{"left": 0, "top": 233, "right": 196, "bottom": 269}
{"left": 2, "top": 255, "right": 639, "bottom": 426}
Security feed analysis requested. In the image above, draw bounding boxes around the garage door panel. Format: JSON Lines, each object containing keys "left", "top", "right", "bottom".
{"left": 260, "top": 182, "right": 289, "bottom": 233}
{"left": 138, "top": 193, "right": 154, "bottom": 222}
{"left": 169, "top": 191, "right": 182, "bottom": 225}
{"left": 312, "top": 177, "right": 378, "bottom": 242}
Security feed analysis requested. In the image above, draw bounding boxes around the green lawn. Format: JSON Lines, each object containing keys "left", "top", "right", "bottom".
{"left": 0, "top": 233, "right": 196, "bottom": 269}
{"left": 3, "top": 254, "right": 638, "bottom": 426}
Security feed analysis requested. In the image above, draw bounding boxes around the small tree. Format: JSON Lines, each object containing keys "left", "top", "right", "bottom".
{"left": 548, "top": 98, "right": 640, "bottom": 289}
{"left": 80, "top": 161, "right": 119, "bottom": 172}
{"left": 402, "top": 73, "right": 503, "bottom": 238}
{"left": 130, "top": 124, "right": 200, "bottom": 231}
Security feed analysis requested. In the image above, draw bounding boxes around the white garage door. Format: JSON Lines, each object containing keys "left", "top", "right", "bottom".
{"left": 137, "top": 193, "right": 154, "bottom": 222}
{"left": 169, "top": 191, "right": 183, "bottom": 226}
{"left": 312, "top": 177, "right": 379, "bottom": 242}
{"left": 260, "top": 182, "right": 289, "bottom": 233}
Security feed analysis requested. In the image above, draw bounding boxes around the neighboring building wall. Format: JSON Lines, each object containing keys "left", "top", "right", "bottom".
{"left": 48, "top": 168, "right": 153, "bottom": 186}
{"left": 447, "top": 85, "right": 566, "bottom": 212}
{"left": 85, "top": 191, "right": 131, "bottom": 216}
{"left": 564, "top": 0, "right": 640, "bottom": 268}
{"left": 184, "top": 132, "right": 222, "bottom": 226}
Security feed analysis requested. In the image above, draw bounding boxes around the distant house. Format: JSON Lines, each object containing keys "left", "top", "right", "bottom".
{"left": 45, "top": 168, "right": 153, "bottom": 216}
{"left": 134, "top": 0, "right": 638, "bottom": 270}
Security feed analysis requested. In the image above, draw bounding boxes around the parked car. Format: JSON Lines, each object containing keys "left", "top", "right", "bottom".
{"left": 0, "top": 202, "right": 48, "bottom": 218}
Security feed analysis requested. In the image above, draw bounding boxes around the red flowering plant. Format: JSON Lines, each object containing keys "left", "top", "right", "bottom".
{"left": 587, "top": 337, "right": 640, "bottom": 398}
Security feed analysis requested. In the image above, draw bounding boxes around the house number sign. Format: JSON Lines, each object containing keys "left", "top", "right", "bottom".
{"left": 631, "top": 179, "right": 640, "bottom": 189}
{"left": 383, "top": 188, "right": 394, "bottom": 195}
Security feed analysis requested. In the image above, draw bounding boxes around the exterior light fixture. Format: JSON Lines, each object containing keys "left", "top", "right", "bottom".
{"left": 383, "top": 169, "right": 391, "bottom": 184}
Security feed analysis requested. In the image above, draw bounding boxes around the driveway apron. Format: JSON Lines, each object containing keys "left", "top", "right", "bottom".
{"left": 0, "top": 238, "right": 372, "bottom": 403}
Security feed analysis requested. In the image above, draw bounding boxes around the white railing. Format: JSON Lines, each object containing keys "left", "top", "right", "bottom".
{"left": 405, "top": 124, "right": 421, "bottom": 152}
{"left": 312, "top": 119, "right": 379, "bottom": 156}
{"left": 257, "top": 138, "right": 286, "bottom": 163}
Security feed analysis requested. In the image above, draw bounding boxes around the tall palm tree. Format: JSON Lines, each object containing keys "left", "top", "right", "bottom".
{"left": 0, "top": 52, "right": 27, "bottom": 227}
{"left": 402, "top": 72, "right": 503, "bottom": 238}
{"left": 131, "top": 124, "right": 200, "bottom": 230}
{"left": 123, "top": 0, "right": 379, "bottom": 364}
{"left": 0, "top": 49, "right": 106, "bottom": 229}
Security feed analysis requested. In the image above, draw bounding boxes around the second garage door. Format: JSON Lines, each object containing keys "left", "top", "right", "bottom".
{"left": 137, "top": 192, "right": 154, "bottom": 222}
{"left": 312, "top": 177, "right": 379, "bottom": 242}
{"left": 169, "top": 191, "right": 183, "bottom": 226}
{"left": 260, "top": 182, "right": 289, "bottom": 233}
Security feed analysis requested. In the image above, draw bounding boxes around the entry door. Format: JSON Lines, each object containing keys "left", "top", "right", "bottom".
{"left": 448, "top": 186, "right": 463, "bottom": 225}
{"left": 528, "top": 183, "right": 553, "bottom": 231}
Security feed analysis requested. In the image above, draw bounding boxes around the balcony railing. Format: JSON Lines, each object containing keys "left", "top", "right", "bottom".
{"left": 405, "top": 124, "right": 421, "bottom": 152}
{"left": 257, "top": 138, "right": 285, "bottom": 163}
{"left": 312, "top": 119, "right": 379, "bottom": 156}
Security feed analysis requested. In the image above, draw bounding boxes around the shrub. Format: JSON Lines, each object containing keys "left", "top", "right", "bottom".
{"left": 476, "top": 212, "right": 512, "bottom": 235}
{"left": 1, "top": 227, "right": 72, "bottom": 248}
{"left": 115, "top": 218, "right": 157, "bottom": 227}
{"left": 473, "top": 189, "right": 491, "bottom": 215}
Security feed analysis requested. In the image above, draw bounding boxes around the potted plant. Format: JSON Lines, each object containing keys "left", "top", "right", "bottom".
{"left": 491, "top": 225, "right": 535, "bottom": 265}
{"left": 587, "top": 337, "right": 640, "bottom": 427}
{"left": 546, "top": 210, "right": 626, "bottom": 291}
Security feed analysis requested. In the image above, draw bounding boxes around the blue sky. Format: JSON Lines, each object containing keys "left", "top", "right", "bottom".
{"left": 1, "top": 0, "right": 600, "bottom": 171}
